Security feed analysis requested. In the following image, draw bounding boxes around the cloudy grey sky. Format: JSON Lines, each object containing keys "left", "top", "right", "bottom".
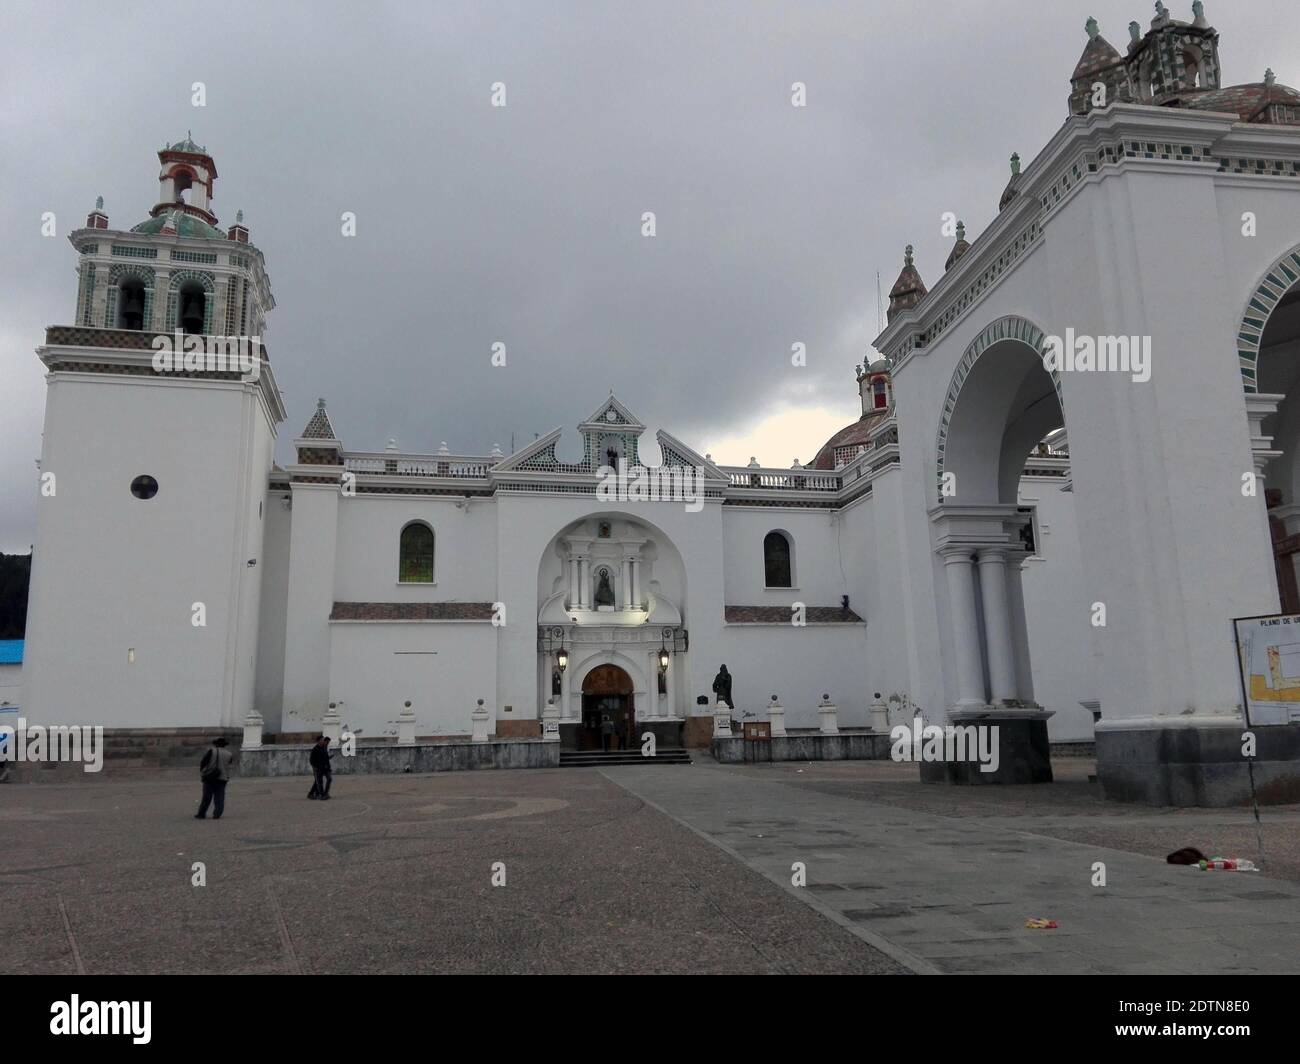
{"left": 2, "top": 0, "right": 1296, "bottom": 552}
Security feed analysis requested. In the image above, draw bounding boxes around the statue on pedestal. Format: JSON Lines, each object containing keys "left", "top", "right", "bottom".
{"left": 712, "top": 664, "right": 734, "bottom": 709}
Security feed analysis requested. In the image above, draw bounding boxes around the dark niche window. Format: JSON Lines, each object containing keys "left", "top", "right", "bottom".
{"left": 763, "top": 531, "right": 792, "bottom": 588}
{"left": 130, "top": 475, "right": 159, "bottom": 500}
{"left": 399, "top": 522, "right": 435, "bottom": 583}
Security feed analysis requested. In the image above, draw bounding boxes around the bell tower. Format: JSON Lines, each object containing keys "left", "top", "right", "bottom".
{"left": 23, "top": 137, "right": 286, "bottom": 735}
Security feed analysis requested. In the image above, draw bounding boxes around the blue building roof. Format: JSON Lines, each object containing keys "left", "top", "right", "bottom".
{"left": 0, "top": 640, "right": 24, "bottom": 665}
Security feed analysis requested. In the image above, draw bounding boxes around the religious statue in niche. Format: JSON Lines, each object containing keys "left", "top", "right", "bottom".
{"left": 598, "top": 520, "right": 612, "bottom": 538}
{"left": 594, "top": 567, "right": 615, "bottom": 607}
{"left": 551, "top": 669, "right": 562, "bottom": 697}
{"left": 712, "top": 664, "right": 734, "bottom": 709}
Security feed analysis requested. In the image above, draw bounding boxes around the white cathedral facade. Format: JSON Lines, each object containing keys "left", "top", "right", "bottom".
{"left": 21, "top": 6, "right": 1300, "bottom": 803}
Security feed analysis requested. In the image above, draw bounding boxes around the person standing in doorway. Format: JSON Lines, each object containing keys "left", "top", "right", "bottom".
{"left": 309, "top": 735, "right": 334, "bottom": 800}
{"left": 601, "top": 714, "right": 615, "bottom": 753}
{"left": 195, "top": 737, "right": 232, "bottom": 819}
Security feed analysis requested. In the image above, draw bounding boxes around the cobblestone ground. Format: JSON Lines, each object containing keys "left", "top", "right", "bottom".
{"left": 0, "top": 768, "right": 907, "bottom": 975}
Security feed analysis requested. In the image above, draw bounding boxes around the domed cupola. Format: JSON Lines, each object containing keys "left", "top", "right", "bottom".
{"left": 945, "top": 221, "right": 971, "bottom": 271}
{"left": 886, "top": 245, "right": 927, "bottom": 323}
{"left": 141, "top": 132, "right": 221, "bottom": 232}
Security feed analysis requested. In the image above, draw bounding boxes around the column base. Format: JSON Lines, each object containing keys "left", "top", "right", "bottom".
{"left": 1096, "top": 718, "right": 1300, "bottom": 806}
{"left": 918, "top": 710, "right": 1053, "bottom": 785}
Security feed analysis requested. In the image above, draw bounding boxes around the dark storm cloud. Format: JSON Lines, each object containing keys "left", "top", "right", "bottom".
{"left": 1, "top": 0, "right": 1295, "bottom": 549}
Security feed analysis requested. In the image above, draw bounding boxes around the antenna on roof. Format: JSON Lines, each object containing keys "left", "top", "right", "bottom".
{"left": 876, "top": 271, "right": 883, "bottom": 336}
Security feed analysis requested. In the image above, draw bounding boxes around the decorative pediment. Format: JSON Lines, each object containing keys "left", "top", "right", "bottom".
{"left": 579, "top": 393, "right": 645, "bottom": 433}
{"left": 655, "top": 429, "right": 726, "bottom": 478}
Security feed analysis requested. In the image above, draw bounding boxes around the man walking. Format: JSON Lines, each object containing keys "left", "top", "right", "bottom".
{"left": 195, "top": 737, "right": 232, "bottom": 819}
{"left": 600, "top": 714, "right": 615, "bottom": 753}
{"left": 309, "top": 735, "right": 334, "bottom": 800}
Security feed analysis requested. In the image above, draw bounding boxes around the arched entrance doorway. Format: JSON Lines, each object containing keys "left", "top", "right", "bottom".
{"left": 580, "top": 664, "right": 634, "bottom": 751}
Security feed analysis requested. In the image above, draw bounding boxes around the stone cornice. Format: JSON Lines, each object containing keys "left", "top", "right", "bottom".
{"left": 873, "top": 103, "right": 1295, "bottom": 370}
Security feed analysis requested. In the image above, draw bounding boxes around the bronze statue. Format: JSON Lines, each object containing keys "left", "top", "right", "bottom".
{"left": 712, "top": 664, "right": 734, "bottom": 709}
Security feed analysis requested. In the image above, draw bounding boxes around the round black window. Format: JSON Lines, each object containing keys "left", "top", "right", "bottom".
{"left": 130, "top": 475, "right": 159, "bottom": 500}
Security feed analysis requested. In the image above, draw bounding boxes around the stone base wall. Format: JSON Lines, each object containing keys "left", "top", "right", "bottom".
{"left": 239, "top": 738, "right": 559, "bottom": 777}
{"left": 712, "top": 731, "right": 893, "bottom": 763}
{"left": 1, "top": 727, "right": 241, "bottom": 783}
{"left": 1097, "top": 722, "right": 1300, "bottom": 806}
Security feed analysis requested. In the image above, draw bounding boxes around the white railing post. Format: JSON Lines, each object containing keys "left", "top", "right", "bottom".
{"left": 397, "top": 700, "right": 416, "bottom": 746}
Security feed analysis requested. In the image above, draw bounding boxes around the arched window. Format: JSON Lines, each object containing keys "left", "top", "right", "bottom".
{"left": 873, "top": 378, "right": 888, "bottom": 409}
{"left": 178, "top": 280, "right": 206, "bottom": 335}
{"left": 172, "top": 168, "right": 194, "bottom": 204}
{"left": 116, "top": 277, "right": 146, "bottom": 330}
{"left": 763, "top": 530, "right": 793, "bottom": 588}
{"left": 399, "top": 522, "right": 435, "bottom": 583}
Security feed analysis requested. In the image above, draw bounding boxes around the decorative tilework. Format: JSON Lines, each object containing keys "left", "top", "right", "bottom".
{"left": 171, "top": 249, "right": 218, "bottom": 264}
{"left": 111, "top": 245, "right": 158, "bottom": 259}
{"left": 1237, "top": 246, "right": 1300, "bottom": 393}
{"left": 934, "top": 315, "right": 1063, "bottom": 502}
{"left": 79, "top": 263, "right": 95, "bottom": 326}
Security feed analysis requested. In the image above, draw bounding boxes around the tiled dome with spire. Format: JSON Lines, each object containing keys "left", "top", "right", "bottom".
{"left": 945, "top": 221, "right": 971, "bottom": 271}
{"left": 166, "top": 133, "right": 209, "bottom": 156}
{"left": 999, "top": 153, "right": 1023, "bottom": 211}
{"left": 886, "top": 245, "right": 927, "bottom": 323}
{"left": 301, "top": 398, "right": 338, "bottom": 440}
{"left": 1072, "top": 17, "right": 1123, "bottom": 80}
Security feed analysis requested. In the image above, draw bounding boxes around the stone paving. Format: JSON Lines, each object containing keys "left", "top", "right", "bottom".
{"left": 0, "top": 768, "right": 905, "bottom": 975}
{"left": 602, "top": 759, "right": 1300, "bottom": 974}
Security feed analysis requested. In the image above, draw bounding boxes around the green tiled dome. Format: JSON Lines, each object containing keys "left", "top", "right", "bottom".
{"left": 130, "top": 212, "right": 225, "bottom": 239}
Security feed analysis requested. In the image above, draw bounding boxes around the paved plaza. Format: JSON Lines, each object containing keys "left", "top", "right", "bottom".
{"left": 2, "top": 757, "right": 1299, "bottom": 974}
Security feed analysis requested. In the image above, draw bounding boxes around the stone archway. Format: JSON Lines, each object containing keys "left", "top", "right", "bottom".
{"left": 929, "top": 315, "right": 1067, "bottom": 765}
{"left": 1237, "top": 244, "right": 1300, "bottom": 613}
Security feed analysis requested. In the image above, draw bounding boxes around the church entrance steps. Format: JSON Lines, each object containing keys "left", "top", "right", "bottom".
{"left": 560, "top": 748, "right": 692, "bottom": 768}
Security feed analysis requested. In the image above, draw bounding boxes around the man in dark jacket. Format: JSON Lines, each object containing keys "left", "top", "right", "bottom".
{"left": 195, "top": 737, "right": 232, "bottom": 819}
{"left": 309, "top": 735, "right": 333, "bottom": 800}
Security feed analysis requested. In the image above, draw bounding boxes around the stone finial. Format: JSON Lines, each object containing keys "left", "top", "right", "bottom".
{"left": 236, "top": 209, "right": 244, "bottom": 224}
{"left": 903, "top": 244, "right": 915, "bottom": 266}
{"left": 791, "top": 458, "right": 802, "bottom": 469}
{"left": 317, "top": 398, "right": 326, "bottom": 412}
{"left": 1129, "top": 20, "right": 1141, "bottom": 44}
{"left": 747, "top": 456, "right": 760, "bottom": 468}
{"left": 437, "top": 440, "right": 450, "bottom": 455}
{"left": 95, "top": 195, "right": 104, "bottom": 210}
{"left": 1153, "top": 1, "right": 1167, "bottom": 24}
{"left": 386, "top": 437, "right": 398, "bottom": 451}
{"left": 1085, "top": 16, "right": 1099, "bottom": 40}
{"left": 1265, "top": 68, "right": 1277, "bottom": 87}
{"left": 1010, "top": 152, "right": 1021, "bottom": 176}
{"left": 1192, "top": 0, "right": 1207, "bottom": 28}
{"left": 956, "top": 220, "right": 966, "bottom": 241}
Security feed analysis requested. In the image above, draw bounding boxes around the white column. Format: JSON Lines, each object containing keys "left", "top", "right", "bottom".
{"left": 631, "top": 559, "right": 642, "bottom": 609}
{"left": 977, "top": 547, "right": 1017, "bottom": 705}
{"left": 941, "top": 548, "right": 987, "bottom": 710}
{"left": 578, "top": 556, "right": 590, "bottom": 608}
{"left": 1006, "top": 552, "right": 1036, "bottom": 704}
{"left": 568, "top": 557, "right": 579, "bottom": 608}
{"left": 621, "top": 556, "right": 632, "bottom": 609}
